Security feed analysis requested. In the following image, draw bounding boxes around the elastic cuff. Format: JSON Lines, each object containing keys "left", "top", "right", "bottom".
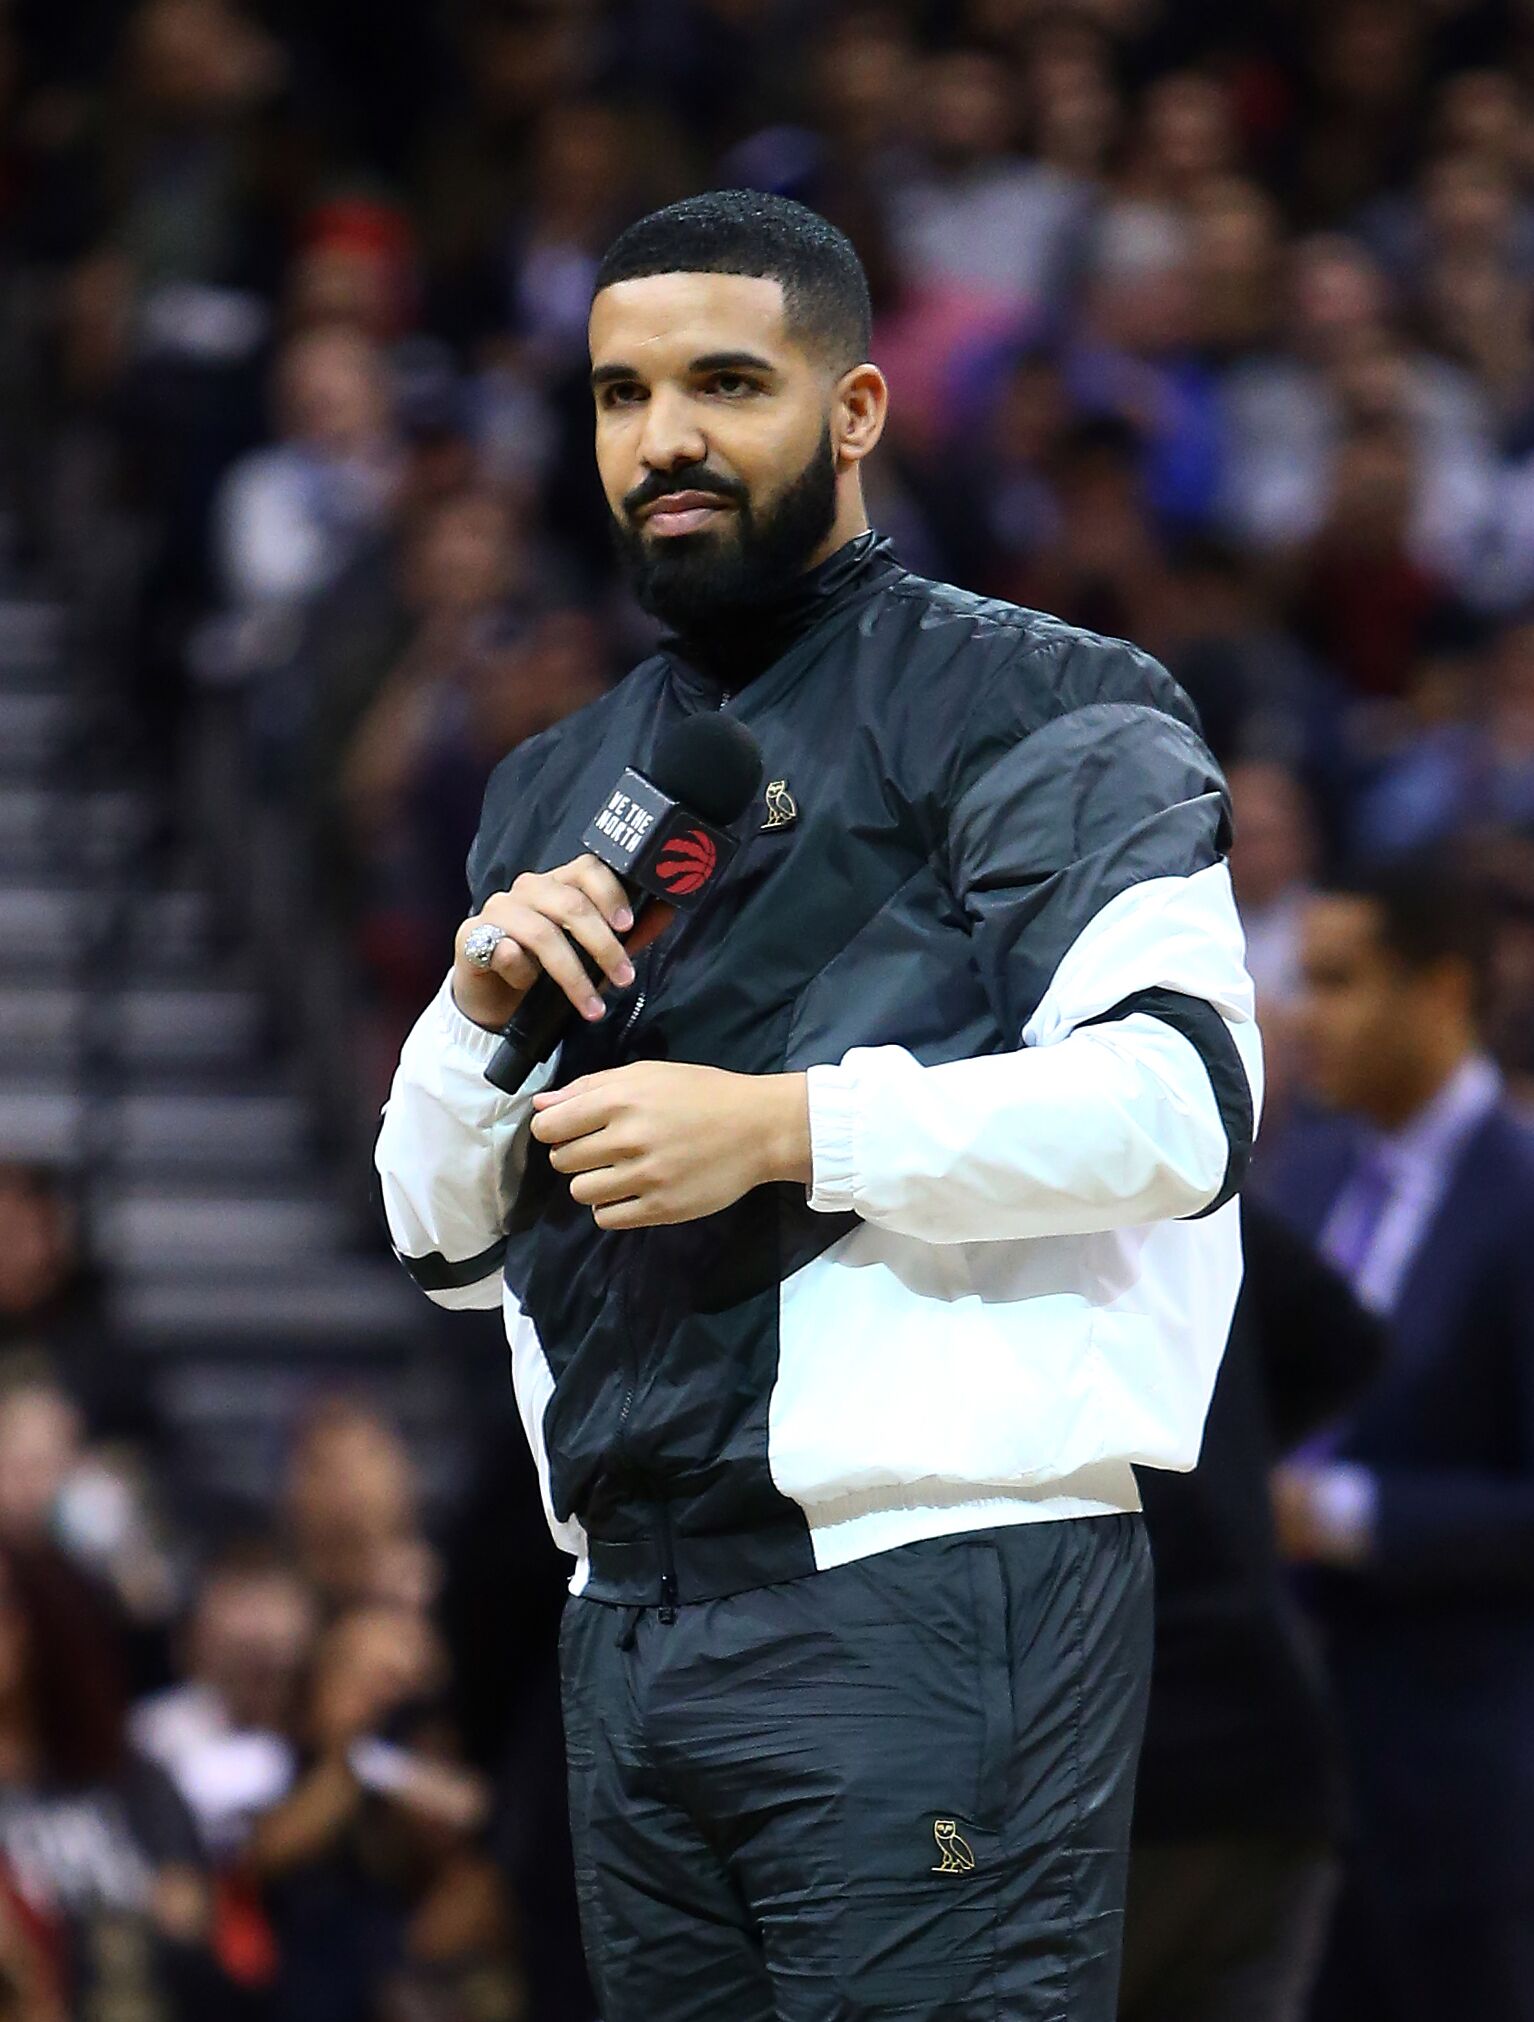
{"left": 437, "top": 972, "right": 510, "bottom": 1064}
{"left": 806, "top": 1062, "right": 859, "bottom": 1213}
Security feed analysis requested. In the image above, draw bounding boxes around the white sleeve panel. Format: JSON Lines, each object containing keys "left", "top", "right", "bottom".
{"left": 374, "top": 972, "right": 559, "bottom": 1309}
{"left": 806, "top": 865, "right": 1262, "bottom": 1245}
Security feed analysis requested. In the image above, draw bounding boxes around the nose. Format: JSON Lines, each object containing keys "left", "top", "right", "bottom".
{"left": 636, "top": 386, "right": 709, "bottom": 477}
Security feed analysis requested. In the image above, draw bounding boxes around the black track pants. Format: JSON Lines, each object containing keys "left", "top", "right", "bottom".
{"left": 560, "top": 1513, "right": 1152, "bottom": 2022}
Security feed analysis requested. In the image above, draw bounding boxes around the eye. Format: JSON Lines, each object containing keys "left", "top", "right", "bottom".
{"left": 706, "top": 372, "right": 760, "bottom": 398}
{"left": 600, "top": 382, "right": 647, "bottom": 408}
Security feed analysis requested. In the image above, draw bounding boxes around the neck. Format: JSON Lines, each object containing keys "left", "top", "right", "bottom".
{"left": 808, "top": 489, "right": 872, "bottom": 570}
{"left": 1366, "top": 1040, "right": 1476, "bottom": 1133}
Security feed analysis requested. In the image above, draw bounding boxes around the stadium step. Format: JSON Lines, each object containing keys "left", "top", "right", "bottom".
{"left": 0, "top": 785, "right": 155, "bottom": 876}
{"left": 0, "top": 983, "right": 268, "bottom": 1071}
{"left": 111, "top": 1255, "right": 422, "bottom": 1343}
{"left": 0, "top": 602, "right": 68, "bottom": 691}
{"left": 0, "top": 881, "right": 224, "bottom": 974}
{"left": 0, "top": 582, "right": 418, "bottom": 1388}
{"left": 95, "top": 1184, "right": 352, "bottom": 1275}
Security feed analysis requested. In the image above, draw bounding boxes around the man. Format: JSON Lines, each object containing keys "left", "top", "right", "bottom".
{"left": 375, "top": 192, "right": 1261, "bottom": 2022}
{"left": 1264, "top": 861, "right": 1534, "bottom": 2022}
{"left": 1122, "top": 1200, "right": 1381, "bottom": 2022}
{"left": 131, "top": 1540, "right": 315, "bottom": 1859}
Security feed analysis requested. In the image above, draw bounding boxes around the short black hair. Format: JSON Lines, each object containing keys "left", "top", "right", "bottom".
{"left": 1330, "top": 855, "right": 1493, "bottom": 986}
{"left": 593, "top": 191, "right": 872, "bottom": 372}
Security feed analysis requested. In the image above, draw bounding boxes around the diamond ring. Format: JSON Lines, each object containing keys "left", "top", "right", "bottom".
{"left": 463, "top": 923, "right": 509, "bottom": 972}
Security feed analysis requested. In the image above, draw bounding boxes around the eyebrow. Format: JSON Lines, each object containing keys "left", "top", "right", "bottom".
{"left": 590, "top": 350, "right": 780, "bottom": 391}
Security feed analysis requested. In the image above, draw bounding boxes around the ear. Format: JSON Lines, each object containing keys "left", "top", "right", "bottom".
{"left": 832, "top": 362, "right": 888, "bottom": 468}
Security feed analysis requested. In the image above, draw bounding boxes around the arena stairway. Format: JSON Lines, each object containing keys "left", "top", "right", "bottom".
{"left": 0, "top": 596, "right": 477, "bottom": 1515}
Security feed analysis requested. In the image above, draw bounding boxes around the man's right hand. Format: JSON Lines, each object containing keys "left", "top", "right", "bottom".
{"left": 452, "top": 854, "right": 636, "bottom": 1033}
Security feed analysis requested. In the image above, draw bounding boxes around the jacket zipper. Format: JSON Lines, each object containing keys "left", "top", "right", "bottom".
{"left": 613, "top": 681, "right": 732, "bottom": 1616}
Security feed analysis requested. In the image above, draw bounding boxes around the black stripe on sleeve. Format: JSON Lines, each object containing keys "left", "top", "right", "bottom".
{"left": 369, "top": 1160, "right": 507, "bottom": 1292}
{"left": 395, "top": 1235, "right": 508, "bottom": 1292}
{"left": 1081, "top": 987, "right": 1253, "bottom": 1218}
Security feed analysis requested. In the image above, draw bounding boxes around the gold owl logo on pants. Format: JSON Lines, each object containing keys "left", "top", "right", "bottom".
{"left": 931, "top": 1820, "right": 975, "bottom": 1874}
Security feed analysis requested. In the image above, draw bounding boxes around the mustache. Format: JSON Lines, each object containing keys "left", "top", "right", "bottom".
{"left": 623, "top": 464, "right": 749, "bottom": 521}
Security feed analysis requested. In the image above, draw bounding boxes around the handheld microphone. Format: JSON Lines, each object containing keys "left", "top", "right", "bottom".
{"left": 484, "top": 713, "right": 764, "bottom": 1093}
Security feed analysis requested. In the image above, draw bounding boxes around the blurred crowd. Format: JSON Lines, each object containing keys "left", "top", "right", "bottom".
{"left": 2, "top": 0, "right": 1534, "bottom": 2016}
{"left": 3, "top": 0, "right": 1533, "bottom": 1092}
{"left": 0, "top": 1356, "right": 570, "bottom": 2019}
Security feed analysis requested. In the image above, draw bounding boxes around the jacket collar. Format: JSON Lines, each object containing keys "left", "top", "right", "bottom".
{"left": 659, "top": 530, "right": 903, "bottom": 701}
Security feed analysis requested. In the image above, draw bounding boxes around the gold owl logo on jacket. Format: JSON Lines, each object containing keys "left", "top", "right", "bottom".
{"left": 761, "top": 778, "right": 798, "bottom": 830}
{"left": 931, "top": 1820, "right": 975, "bottom": 1874}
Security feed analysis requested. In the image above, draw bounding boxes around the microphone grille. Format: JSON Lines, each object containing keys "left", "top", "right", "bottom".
{"left": 647, "top": 714, "right": 764, "bottom": 827}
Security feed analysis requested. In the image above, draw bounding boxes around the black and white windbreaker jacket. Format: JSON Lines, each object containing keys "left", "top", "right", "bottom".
{"left": 375, "top": 533, "right": 1262, "bottom": 1606}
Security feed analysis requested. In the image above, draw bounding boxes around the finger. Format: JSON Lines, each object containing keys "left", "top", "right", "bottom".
{"left": 530, "top": 1088, "right": 612, "bottom": 1144}
{"left": 500, "top": 907, "right": 608, "bottom": 1020}
{"left": 569, "top": 1162, "right": 644, "bottom": 1208}
{"left": 486, "top": 935, "right": 540, "bottom": 994}
{"left": 458, "top": 903, "right": 539, "bottom": 993}
{"left": 556, "top": 854, "right": 635, "bottom": 934}
{"left": 529, "top": 878, "right": 636, "bottom": 991}
{"left": 546, "top": 1129, "right": 621, "bottom": 1176}
{"left": 593, "top": 1197, "right": 662, "bottom": 1230}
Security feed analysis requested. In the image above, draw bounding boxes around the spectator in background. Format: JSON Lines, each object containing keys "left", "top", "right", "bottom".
{"left": 871, "top": 46, "right": 1088, "bottom": 454}
{"left": 131, "top": 1542, "right": 315, "bottom": 1861}
{"left": 1290, "top": 416, "right": 1447, "bottom": 702}
{"left": 926, "top": 339, "right": 1069, "bottom": 594}
{"left": 1123, "top": 1201, "right": 1382, "bottom": 2022}
{"left": 210, "top": 322, "right": 401, "bottom": 682}
{"left": 1262, "top": 861, "right": 1534, "bottom": 2022}
{"left": 340, "top": 599, "right": 608, "bottom": 1069}
{"left": 244, "top": 1601, "right": 513, "bottom": 2022}
{"left": 1352, "top": 608, "right": 1534, "bottom": 859}
{"left": 1157, "top": 538, "right": 1338, "bottom": 786}
{"left": 1227, "top": 760, "right": 1319, "bottom": 1125}
{"left": 281, "top": 1399, "right": 437, "bottom": 1620}
{"left": 1070, "top": 199, "right": 1225, "bottom": 530}
{"left": 1007, "top": 414, "right": 1167, "bottom": 642}
{"left": 0, "top": 1170, "right": 114, "bottom": 1420}
{"left": 1220, "top": 234, "right": 1495, "bottom": 578}
{"left": 890, "top": 45, "right": 1095, "bottom": 318}
{"left": 0, "top": 1543, "right": 237, "bottom": 2018}
{"left": 0, "top": 1363, "right": 176, "bottom": 1667}
{"left": 1290, "top": 0, "right": 1427, "bottom": 226}
{"left": 1123, "top": 70, "right": 1241, "bottom": 208}
{"left": 1024, "top": 15, "right": 1122, "bottom": 187}
{"left": 1187, "top": 176, "right": 1283, "bottom": 366}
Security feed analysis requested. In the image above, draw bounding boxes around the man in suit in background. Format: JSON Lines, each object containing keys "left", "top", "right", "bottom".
{"left": 1122, "top": 1199, "right": 1382, "bottom": 2022}
{"left": 1123, "top": 1197, "right": 1382, "bottom": 2022}
{"left": 1262, "top": 859, "right": 1534, "bottom": 2022}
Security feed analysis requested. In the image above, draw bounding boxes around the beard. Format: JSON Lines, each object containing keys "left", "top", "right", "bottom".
{"left": 612, "top": 423, "right": 840, "bottom": 632}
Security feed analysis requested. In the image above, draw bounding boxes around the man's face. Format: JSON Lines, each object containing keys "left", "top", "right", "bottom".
{"left": 1297, "top": 895, "right": 1431, "bottom": 1115}
{"left": 197, "top": 1573, "right": 316, "bottom": 1732}
{"left": 589, "top": 272, "right": 842, "bottom": 629}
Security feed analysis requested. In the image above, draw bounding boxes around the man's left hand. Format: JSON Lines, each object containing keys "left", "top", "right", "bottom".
{"left": 530, "top": 1062, "right": 811, "bottom": 1229}
{"left": 1271, "top": 1459, "right": 1377, "bottom": 1568}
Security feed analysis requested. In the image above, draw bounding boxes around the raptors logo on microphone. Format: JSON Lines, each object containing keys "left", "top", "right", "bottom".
{"left": 654, "top": 827, "right": 718, "bottom": 896}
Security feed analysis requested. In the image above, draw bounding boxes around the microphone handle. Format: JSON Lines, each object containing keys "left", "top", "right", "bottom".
{"left": 484, "top": 888, "right": 673, "bottom": 1095}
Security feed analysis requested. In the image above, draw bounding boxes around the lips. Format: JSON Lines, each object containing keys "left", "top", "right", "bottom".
{"left": 638, "top": 490, "right": 735, "bottom": 536}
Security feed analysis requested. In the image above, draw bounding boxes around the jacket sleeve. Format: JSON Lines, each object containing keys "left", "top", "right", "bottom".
{"left": 373, "top": 973, "right": 558, "bottom": 1310}
{"left": 1346, "top": 1245, "right": 1534, "bottom": 1596}
{"left": 804, "top": 687, "right": 1262, "bottom": 1243}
